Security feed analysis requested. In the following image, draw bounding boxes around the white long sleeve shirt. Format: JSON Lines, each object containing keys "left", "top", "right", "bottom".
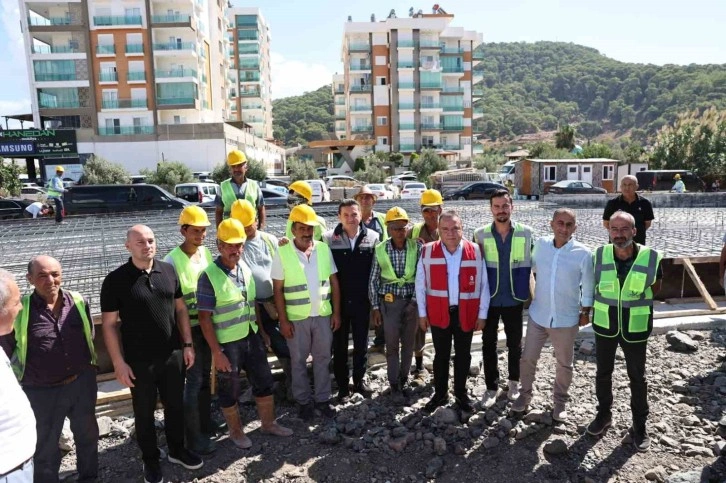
{"left": 0, "top": 349, "right": 36, "bottom": 474}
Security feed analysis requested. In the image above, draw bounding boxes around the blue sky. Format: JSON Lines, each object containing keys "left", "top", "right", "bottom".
{"left": 1, "top": 0, "right": 724, "bottom": 127}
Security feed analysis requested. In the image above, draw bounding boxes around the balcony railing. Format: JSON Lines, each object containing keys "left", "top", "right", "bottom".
{"left": 420, "top": 103, "right": 441, "bottom": 109}
{"left": 348, "top": 42, "right": 370, "bottom": 51}
{"left": 398, "top": 82, "right": 414, "bottom": 89}
{"left": 237, "top": 31, "right": 259, "bottom": 41}
{"left": 102, "top": 98, "right": 148, "bottom": 109}
{"left": 472, "top": 88, "right": 484, "bottom": 96}
{"left": 398, "top": 40, "right": 415, "bottom": 48}
{"left": 28, "top": 16, "right": 74, "bottom": 26}
{"left": 96, "top": 45, "right": 115, "bottom": 54}
{"left": 98, "top": 72, "right": 118, "bottom": 82}
{"left": 442, "top": 125, "right": 464, "bottom": 131}
{"left": 32, "top": 45, "right": 80, "bottom": 54}
{"left": 335, "top": 113, "right": 346, "bottom": 120}
{"left": 93, "top": 15, "right": 142, "bottom": 26}
{"left": 99, "top": 126, "right": 154, "bottom": 136}
{"left": 420, "top": 123, "right": 443, "bottom": 130}
{"left": 335, "top": 99, "right": 346, "bottom": 105}
{"left": 153, "top": 42, "right": 196, "bottom": 52}
{"left": 156, "top": 97, "right": 196, "bottom": 106}
{"left": 349, "top": 85, "right": 371, "bottom": 92}
{"left": 243, "top": 103, "right": 264, "bottom": 109}
{"left": 350, "top": 105, "right": 371, "bottom": 111}
{"left": 38, "top": 99, "right": 81, "bottom": 109}
{"left": 442, "top": 105, "right": 464, "bottom": 112}
{"left": 127, "top": 71, "right": 146, "bottom": 81}
{"left": 473, "top": 51, "right": 485, "bottom": 60}
{"left": 238, "top": 61, "right": 260, "bottom": 70}
{"left": 351, "top": 125, "right": 372, "bottom": 133}
{"left": 399, "top": 144, "right": 417, "bottom": 151}
{"left": 398, "top": 103, "right": 415, "bottom": 110}
{"left": 442, "top": 86, "right": 464, "bottom": 94}
{"left": 155, "top": 68, "right": 198, "bottom": 78}
{"left": 398, "top": 61, "right": 415, "bottom": 69}
{"left": 441, "top": 144, "right": 462, "bottom": 150}
{"left": 398, "top": 123, "right": 415, "bottom": 130}
{"left": 334, "top": 86, "right": 345, "bottom": 94}
{"left": 125, "top": 43, "right": 143, "bottom": 54}
{"left": 421, "top": 82, "right": 442, "bottom": 89}
{"left": 34, "top": 73, "right": 78, "bottom": 81}
{"left": 420, "top": 40, "right": 441, "bottom": 49}
{"left": 442, "top": 66, "right": 464, "bottom": 73}
{"left": 202, "top": 73, "right": 208, "bottom": 83}
{"left": 151, "top": 14, "right": 191, "bottom": 23}
{"left": 441, "top": 46, "right": 464, "bottom": 54}
{"left": 243, "top": 117, "right": 264, "bottom": 123}
{"left": 350, "top": 64, "right": 371, "bottom": 71}
{"left": 239, "top": 90, "right": 260, "bottom": 97}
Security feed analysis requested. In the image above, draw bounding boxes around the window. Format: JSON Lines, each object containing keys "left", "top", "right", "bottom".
{"left": 543, "top": 165, "right": 557, "bottom": 182}
{"left": 377, "top": 77, "right": 387, "bottom": 85}
{"left": 375, "top": 55, "right": 386, "bottom": 66}
{"left": 376, "top": 116, "right": 387, "bottom": 126}
{"left": 603, "top": 165, "right": 614, "bottom": 180}
{"left": 377, "top": 136, "right": 388, "bottom": 145}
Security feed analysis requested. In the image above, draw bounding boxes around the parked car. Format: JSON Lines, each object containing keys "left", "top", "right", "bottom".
{"left": 20, "top": 186, "right": 47, "bottom": 202}
{"left": 444, "top": 182, "right": 505, "bottom": 200}
{"left": 384, "top": 184, "right": 400, "bottom": 199}
{"left": 174, "top": 182, "right": 220, "bottom": 204}
{"left": 258, "top": 187, "right": 289, "bottom": 208}
{"left": 635, "top": 170, "right": 705, "bottom": 192}
{"left": 400, "top": 182, "right": 427, "bottom": 200}
{"left": 546, "top": 180, "right": 607, "bottom": 195}
{"left": 364, "top": 184, "right": 391, "bottom": 200}
{"left": 391, "top": 174, "right": 418, "bottom": 187}
{"left": 0, "top": 198, "right": 33, "bottom": 220}
{"left": 324, "top": 175, "right": 358, "bottom": 188}
{"left": 303, "top": 179, "right": 331, "bottom": 203}
{"left": 316, "top": 167, "right": 328, "bottom": 178}
{"left": 263, "top": 178, "right": 289, "bottom": 189}
{"left": 64, "top": 184, "right": 189, "bottom": 215}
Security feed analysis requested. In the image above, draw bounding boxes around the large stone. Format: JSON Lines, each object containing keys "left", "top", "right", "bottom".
{"left": 319, "top": 428, "right": 340, "bottom": 445}
{"left": 433, "top": 407, "right": 459, "bottom": 425}
{"left": 97, "top": 416, "right": 114, "bottom": 438}
{"left": 433, "top": 437, "right": 447, "bottom": 455}
{"left": 387, "top": 437, "right": 407, "bottom": 452}
{"left": 482, "top": 436, "right": 499, "bottom": 449}
{"left": 666, "top": 331, "right": 698, "bottom": 352}
{"left": 645, "top": 466, "right": 668, "bottom": 482}
{"left": 665, "top": 469, "right": 706, "bottom": 483}
{"left": 579, "top": 340, "right": 595, "bottom": 355}
{"left": 711, "top": 440, "right": 726, "bottom": 456}
{"left": 543, "top": 439, "right": 568, "bottom": 455}
{"left": 425, "top": 457, "right": 444, "bottom": 479}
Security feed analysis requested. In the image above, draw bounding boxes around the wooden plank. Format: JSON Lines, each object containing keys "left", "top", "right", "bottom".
{"left": 96, "top": 372, "right": 116, "bottom": 383}
{"left": 672, "top": 256, "right": 721, "bottom": 265}
{"left": 664, "top": 296, "right": 726, "bottom": 304}
{"left": 654, "top": 308, "right": 726, "bottom": 319}
{"left": 96, "top": 379, "right": 131, "bottom": 405}
{"left": 682, "top": 258, "right": 718, "bottom": 310}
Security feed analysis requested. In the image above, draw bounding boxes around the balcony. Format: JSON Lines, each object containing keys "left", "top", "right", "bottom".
{"left": 35, "top": 73, "right": 77, "bottom": 81}
{"left": 442, "top": 105, "right": 464, "bottom": 112}
{"left": 334, "top": 86, "right": 345, "bottom": 94}
{"left": 420, "top": 123, "right": 443, "bottom": 130}
{"left": 127, "top": 71, "right": 146, "bottom": 82}
{"left": 473, "top": 107, "right": 484, "bottom": 118}
{"left": 441, "top": 46, "right": 464, "bottom": 54}
{"left": 335, "top": 113, "right": 346, "bottom": 120}
{"left": 350, "top": 104, "right": 372, "bottom": 112}
{"left": 98, "top": 71, "right": 118, "bottom": 82}
{"left": 442, "top": 125, "right": 464, "bottom": 131}
{"left": 242, "top": 116, "right": 264, "bottom": 123}
{"left": 349, "top": 85, "right": 371, "bottom": 93}
{"left": 397, "top": 61, "right": 415, "bottom": 69}
{"left": 442, "top": 66, "right": 464, "bottom": 73}
{"left": 351, "top": 125, "right": 372, "bottom": 133}
{"left": 151, "top": 14, "right": 192, "bottom": 24}
{"left": 155, "top": 68, "right": 198, "bottom": 79}
{"left": 93, "top": 15, "right": 143, "bottom": 27}
{"left": 201, "top": 73, "right": 207, "bottom": 84}
{"left": 237, "top": 30, "right": 259, "bottom": 41}
{"left": 420, "top": 103, "right": 441, "bottom": 109}
{"left": 96, "top": 45, "right": 115, "bottom": 55}
{"left": 441, "top": 144, "right": 462, "bottom": 150}
{"left": 350, "top": 63, "right": 371, "bottom": 72}
{"left": 421, "top": 82, "right": 443, "bottom": 90}
{"left": 334, "top": 99, "right": 346, "bottom": 105}
{"left": 38, "top": 99, "right": 81, "bottom": 109}
{"left": 348, "top": 42, "right": 370, "bottom": 52}
{"left": 398, "top": 82, "right": 414, "bottom": 89}
{"left": 28, "top": 16, "right": 74, "bottom": 27}
{"left": 99, "top": 126, "right": 154, "bottom": 136}
{"left": 102, "top": 98, "right": 148, "bottom": 109}
{"left": 239, "top": 89, "right": 261, "bottom": 97}
{"left": 242, "top": 103, "right": 264, "bottom": 110}
{"left": 125, "top": 43, "right": 144, "bottom": 54}
{"left": 153, "top": 42, "right": 196, "bottom": 53}
{"left": 156, "top": 96, "right": 197, "bottom": 107}
{"left": 473, "top": 50, "right": 485, "bottom": 60}
{"left": 420, "top": 40, "right": 441, "bottom": 49}
{"left": 442, "top": 86, "right": 464, "bottom": 94}
{"left": 32, "top": 45, "right": 80, "bottom": 54}
{"left": 397, "top": 40, "right": 415, "bottom": 48}
{"left": 473, "top": 87, "right": 484, "bottom": 97}
{"left": 398, "top": 123, "right": 415, "bottom": 130}
{"left": 399, "top": 144, "right": 417, "bottom": 151}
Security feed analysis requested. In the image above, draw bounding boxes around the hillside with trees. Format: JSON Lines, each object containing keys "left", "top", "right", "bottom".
{"left": 272, "top": 85, "right": 334, "bottom": 145}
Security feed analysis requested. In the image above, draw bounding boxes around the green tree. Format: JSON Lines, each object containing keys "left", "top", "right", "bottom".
{"left": 389, "top": 152, "right": 404, "bottom": 166}
{"left": 79, "top": 155, "right": 131, "bottom": 185}
{"left": 353, "top": 157, "right": 366, "bottom": 172}
{"left": 578, "top": 121, "right": 603, "bottom": 144}
{"left": 244, "top": 158, "right": 268, "bottom": 181}
{"left": 141, "top": 161, "right": 194, "bottom": 192}
{"left": 472, "top": 154, "right": 498, "bottom": 172}
{"left": 555, "top": 124, "right": 576, "bottom": 150}
{"left": 211, "top": 163, "right": 229, "bottom": 184}
{"left": 528, "top": 142, "right": 575, "bottom": 159}
{"left": 354, "top": 156, "right": 387, "bottom": 183}
{"left": 0, "top": 160, "right": 22, "bottom": 197}
{"left": 410, "top": 149, "right": 448, "bottom": 185}
{"left": 286, "top": 156, "right": 318, "bottom": 181}
{"left": 578, "top": 143, "right": 613, "bottom": 159}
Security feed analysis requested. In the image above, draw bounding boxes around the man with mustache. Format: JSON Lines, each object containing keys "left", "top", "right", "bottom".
{"left": 215, "top": 150, "right": 265, "bottom": 229}
{"left": 586, "top": 211, "right": 662, "bottom": 453}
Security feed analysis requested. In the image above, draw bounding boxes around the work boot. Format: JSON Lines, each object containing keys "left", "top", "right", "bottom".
{"left": 184, "top": 404, "right": 216, "bottom": 455}
{"left": 255, "top": 395, "right": 293, "bottom": 437}
{"left": 279, "top": 358, "right": 295, "bottom": 402}
{"left": 221, "top": 404, "right": 252, "bottom": 449}
{"left": 586, "top": 412, "right": 612, "bottom": 436}
{"left": 353, "top": 380, "right": 373, "bottom": 398}
{"left": 198, "top": 390, "right": 226, "bottom": 435}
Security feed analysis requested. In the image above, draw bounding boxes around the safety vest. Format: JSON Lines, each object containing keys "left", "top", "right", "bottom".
{"left": 221, "top": 178, "right": 259, "bottom": 214}
{"left": 372, "top": 211, "right": 388, "bottom": 241}
{"left": 167, "top": 246, "right": 213, "bottom": 327}
{"left": 285, "top": 216, "right": 326, "bottom": 241}
{"left": 256, "top": 231, "right": 277, "bottom": 258}
{"left": 410, "top": 222, "right": 438, "bottom": 242}
{"left": 12, "top": 291, "right": 96, "bottom": 381}
{"left": 279, "top": 241, "right": 333, "bottom": 321}
{"left": 46, "top": 175, "right": 64, "bottom": 198}
{"left": 592, "top": 244, "right": 662, "bottom": 343}
{"left": 474, "top": 222, "right": 532, "bottom": 302}
{"left": 375, "top": 239, "right": 417, "bottom": 287}
{"left": 421, "top": 240, "right": 482, "bottom": 332}
{"left": 203, "top": 261, "right": 258, "bottom": 344}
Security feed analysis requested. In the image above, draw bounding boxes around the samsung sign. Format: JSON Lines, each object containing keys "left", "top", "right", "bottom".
{"left": 0, "top": 129, "right": 77, "bottom": 157}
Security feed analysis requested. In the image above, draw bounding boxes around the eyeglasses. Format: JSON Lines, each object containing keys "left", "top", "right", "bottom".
{"left": 388, "top": 226, "right": 407, "bottom": 232}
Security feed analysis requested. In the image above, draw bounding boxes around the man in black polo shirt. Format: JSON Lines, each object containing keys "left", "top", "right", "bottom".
{"left": 602, "top": 175, "right": 654, "bottom": 245}
{"left": 101, "top": 225, "right": 203, "bottom": 483}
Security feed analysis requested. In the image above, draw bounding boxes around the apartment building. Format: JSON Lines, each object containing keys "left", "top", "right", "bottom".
{"left": 333, "top": 9, "right": 483, "bottom": 159}
{"left": 226, "top": 7, "right": 273, "bottom": 140}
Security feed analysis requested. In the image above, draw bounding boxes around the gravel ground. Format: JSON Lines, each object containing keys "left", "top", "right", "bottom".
{"left": 58, "top": 328, "right": 726, "bottom": 482}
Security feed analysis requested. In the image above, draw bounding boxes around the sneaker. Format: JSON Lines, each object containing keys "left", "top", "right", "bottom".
{"left": 315, "top": 400, "right": 336, "bottom": 418}
{"left": 143, "top": 461, "right": 163, "bottom": 483}
{"left": 552, "top": 405, "right": 568, "bottom": 423}
{"left": 481, "top": 388, "right": 501, "bottom": 409}
{"left": 168, "top": 448, "right": 203, "bottom": 470}
{"left": 507, "top": 380, "right": 520, "bottom": 401}
{"left": 510, "top": 395, "right": 529, "bottom": 415}
{"left": 586, "top": 413, "right": 612, "bottom": 436}
{"left": 631, "top": 428, "right": 651, "bottom": 452}
{"left": 353, "top": 381, "right": 373, "bottom": 398}
{"left": 423, "top": 393, "right": 449, "bottom": 413}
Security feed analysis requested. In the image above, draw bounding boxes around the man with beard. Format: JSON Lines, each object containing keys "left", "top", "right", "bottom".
{"left": 586, "top": 211, "right": 662, "bottom": 453}
{"left": 215, "top": 150, "right": 265, "bottom": 228}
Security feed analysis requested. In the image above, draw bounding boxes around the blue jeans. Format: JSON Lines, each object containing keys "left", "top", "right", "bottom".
{"left": 257, "top": 302, "right": 290, "bottom": 360}
{"left": 217, "top": 331, "right": 274, "bottom": 408}
{"left": 184, "top": 326, "right": 213, "bottom": 430}
{"left": 23, "top": 367, "right": 98, "bottom": 483}
{"left": 51, "top": 197, "right": 63, "bottom": 222}
{"left": 0, "top": 458, "right": 33, "bottom": 483}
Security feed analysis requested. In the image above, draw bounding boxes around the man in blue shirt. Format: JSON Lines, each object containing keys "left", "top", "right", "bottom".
{"left": 46, "top": 166, "right": 66, "bottom": 223}
{"left": 510, "top": 208, "right": 594, "bottom": 422}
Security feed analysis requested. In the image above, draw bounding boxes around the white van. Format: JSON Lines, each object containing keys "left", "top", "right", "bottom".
{"left": 175, "top": 182, "right": 220, "bottom": 204}
{"left": 498, "top": 162, "right": 516, "bottom": 183}
{"left": 304, "top": 179, "right": 330, "bottom": 203}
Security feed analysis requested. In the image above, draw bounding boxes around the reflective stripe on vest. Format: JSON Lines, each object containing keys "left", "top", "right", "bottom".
{"left": 592, "top": 244, "right": 661, "bottom": 342}
{"left": 421, "top": 241, "right": 482, "bottom": 332}
{"left": 474, "top": 222, "right": 532, "bottom": 302}
{"left": 11, "top": 291, "right": 96, "bottom": 381}
{"left": 279, "top": 241, "right": 333, "bottom": 321}
{"left": 375, "top": 238, "right": 417, "bottom": 287}
{"left": 168, "top": 246, "right": 213, "bottom": 326}
{"left": 221, "top": 178, "right": 259, "bottom": 214}
{"left": 204, "top": 262, "right": 258, "bottom": 344}
{"left": 46, "top": 176, "right": 63, "bottom": 198}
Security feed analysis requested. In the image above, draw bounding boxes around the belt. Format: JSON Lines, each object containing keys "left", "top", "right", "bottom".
{"left": 0, "top": 457, "right": 32, "bottom": 478}
{"left": 380, "top": 294, "right": 413, "bottom": 302}
{"left": 449, "top": 306, "right": 458, "bottom": 312}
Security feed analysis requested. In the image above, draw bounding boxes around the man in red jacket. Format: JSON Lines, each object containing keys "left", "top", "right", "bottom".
{"left": 415, "top": 210, "right": 490, "bottom": 413}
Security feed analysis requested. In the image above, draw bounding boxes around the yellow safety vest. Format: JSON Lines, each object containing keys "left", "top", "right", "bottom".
{"left": 279, "top": 241, "right": 333, "bottom": 321}
{"left": 474, "top": 222, "right": 532, "bottom": 301}
{"left": 375, "top": 239, "right": 417, "bottom": 287}
{"left": 168, "top": 246, "right": 213, "bottom": 327}
{"left": 203, "top": 262, "right": 258, "bottom": 344}
{"left": 221, "top": 178, "right": 259, "bottom": 214}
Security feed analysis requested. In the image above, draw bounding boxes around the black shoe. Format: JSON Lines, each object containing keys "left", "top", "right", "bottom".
{"left": 168, "top": 448, "right": 203, "bottom": 470}
{"left": 423, "top": 393, "right": 449, "bottom": 413}
{"left": 143, "top": 461, "right": 163, "bottom": 483}
{"left": 315, "top": 400, "right": 336, "bottom": 418}
{"left": 354, "top": 381, "right": 373, "bottom": 398}
{"left": 456, "top": 395, "right": 474, "bottom": 413}
{"left": 586, "top": 413, "right": 612, "bottom": 436}
{"left": 337, "top": 387, "right": 350, "bottom": 404}
{"left": 632, "top": 428, "right": 651, "bottom": 452}
{"left": 298, "top": 403, "right": 314, "bottom": 421}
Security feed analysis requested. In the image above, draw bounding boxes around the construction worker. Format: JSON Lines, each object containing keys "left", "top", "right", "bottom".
{"left": 196, "top": 218, "right": 292, "bottom": 449}
{"left": 10, "top": 256, "right": 98, "bottom": 483}
{"left": 230, "top": 199, "right": 294, "bottom": 401}
{"left": 272, "top": 204, "right": 341, "bottom": 421}
{"left": 355, "top": 185, "right": 387, "bottom": 241}
{"left": 416, "top": 210, "right": 489, "bottom": 413}
{"left": 163, "top": 206, "right": 216, "bottom": 455}
{"left": 46, "top": 165, "right": 66, "bottom": 223}
{"left": 368, "top": 207, "right": 421, "bottom": 404}
{"left": 323, "top": 199, "right": 380, "bottom": 403}
{"left": 587, "top": 211, "right": 662, "bottom": 452}
{"left": 215, "top": 149, "right": 265, "bottom": 228}
{"left": 286, "top": 180, "right": 327, "bottom": 241}
{"left": 670, "top": 173, "right": 686, "bottom": 193}
{"left": 473, "top": 188, "right": 533, "bottom": 409}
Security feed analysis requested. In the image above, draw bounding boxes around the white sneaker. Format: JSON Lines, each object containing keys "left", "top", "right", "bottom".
{"left": 507, "top": 380, "right": 520, "bottom": 401}
{"left": 552, "top": 405, "right": 568, "bottom": 423}
{"left": 481, "top": 388, "right": 501, "bottom": 409}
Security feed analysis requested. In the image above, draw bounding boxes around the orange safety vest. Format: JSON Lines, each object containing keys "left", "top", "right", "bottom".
{"left": 421, "top": 240, "right": 482, "bottom": 332}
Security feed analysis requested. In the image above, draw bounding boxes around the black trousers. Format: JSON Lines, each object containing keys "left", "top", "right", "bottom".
{"left": 129, "top": 351, "right": 185, "bottom": 463}
{"left": 333, "top": 303, "right": 370, "bottom": 389}
{"left": 430, "top": 307, "right": 473, "bottom": 400}
{"left": 482, "top": 304, "right": 523, "bottom": 390}
{"left": 595, "top": 333, "right": 649, "bottom": 431}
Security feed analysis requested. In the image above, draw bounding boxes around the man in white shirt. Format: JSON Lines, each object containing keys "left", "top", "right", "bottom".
{"left": 511, "top": 208, "right": 595, "bottom": 422}
{"left": 23, "top": 202, "right": 50, "bottom": 219}
{"left": 0, "top": 269, "right": 37, "bottom": 482}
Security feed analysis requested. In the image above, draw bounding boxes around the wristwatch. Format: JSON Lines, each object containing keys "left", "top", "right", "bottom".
{"left": 183, "top": 342, "right": 193, "bottom": 348}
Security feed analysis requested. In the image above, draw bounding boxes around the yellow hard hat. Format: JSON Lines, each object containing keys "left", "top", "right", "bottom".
{"left": 674, "top": 173, "right": 681, "bottom": 179}
{"left": 385, "top": 206, "right": 409, "bottom": 223}
{"left": 230, "top": 199, "right": 256, "bottom": 227}
{"left": 289, "top": 204, "right": 319, "bottom": 226}
{"left": 178, "top": 205, "right": 211, "bottom": 227}
{"left": 227, "top": 149, "right": 248, "bottom": 166}
{"left": 217, "top": 218, "right": 247, "bottom": 243}
{"left": 289, "top": 180, "right": 313, "bottom": 205}
{"left": 55, "top": 165, "right": 65, "bottom": 172}
{"left": 420, "top": 189, "right": 443, "bottom": 206}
